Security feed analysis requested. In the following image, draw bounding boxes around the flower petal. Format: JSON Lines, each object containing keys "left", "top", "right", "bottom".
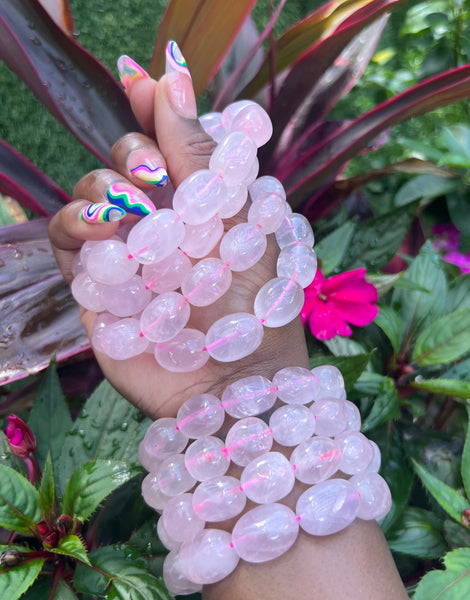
{"left": 328, "top": 300, "right": 379, "bottom": 327}
{"left": 308, "top": 301, "right": 352, "bottom": 340}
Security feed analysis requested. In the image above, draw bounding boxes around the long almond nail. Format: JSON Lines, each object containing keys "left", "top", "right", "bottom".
{"left": 106, "top": 183, "right": 156, "bottom": 217}
{"left": 80, "top": 203, "right": 126, "bottom": 224}
{"left": 117, "top": 55, "right": 149, "bottom": 91}
{"left": 165, "top": 41, "right": 191, "bottom": 78}
{"left": 127, "top": 149, "right": 168, "bottom": 187}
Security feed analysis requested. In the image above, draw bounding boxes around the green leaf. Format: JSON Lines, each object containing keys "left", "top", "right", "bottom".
{"left": 374, "top": 305, "right": 402, "bottom": 354}
{"left": 0, "top": 431, "right": 18, "bottom": 469}
{"left": 315, "top": 221, "right": 355, "bottom": 275}
{"left": 0, "top": 552, "right": 44, "bottom": 600}
{"left": 412, "top": 308, "right": 470, "bottom": 365}
{"left": 444, "top": 519, "right": 470, "bottom": 550}
{"left": 395, "top": 174, "right": 457, "bottom": 207}
{"left": 410, "top": 378, "right": 470, "bottom": 399}
{"left": 22, "top": 577, "right": 79, "bottom": 600}
{"left": 387, "top": 507, "right": 448, "bottom": 559}
{"left": 461, "top": 405, "right": 470, "bottom": 501}
{"left": 0, "top": 465, "right": 41, "bottom": 534}
{"left": 62, "top": 460, "right": 142, "bottom": 521}
{"left": 309, "top": 353, "right": 371, "bottom": 393}
{"left": 38, "top": 453, "right": 55, "bottom": 518}
{"left": 50, "top": 534, "right": 90, "bottom": 566}
{"left": 413, "top": 547, "right": 470, "bottom": 600}
{"left": 446, "top": 274, "right": 470, "bottom": 312}
{"left": 412, "top": 459, "right": 469, "bottom": 524}
{"left": 353, "top": 373, "right": 400, "bottom": 432}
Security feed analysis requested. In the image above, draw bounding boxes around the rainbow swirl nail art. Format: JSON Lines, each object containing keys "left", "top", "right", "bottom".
{"left": 165, "top": 41, "right": 191, "bottom": 77}
{"left": 106, "top": 183, "right": 156, "bottom": 217}
{"left": 117, "top": 55, "right": 149, "bottom": 91}
{"left": 130, "top": 164, "right": 169, "bottom": 187}
{"left": 80, "top": 203, "right": 126, "bottom": 223}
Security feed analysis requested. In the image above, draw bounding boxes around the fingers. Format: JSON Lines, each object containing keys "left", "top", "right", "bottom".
{"left": 111, "top": 132, "right": 168, "bottom": 190}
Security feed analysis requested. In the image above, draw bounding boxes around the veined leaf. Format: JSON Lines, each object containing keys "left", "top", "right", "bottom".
{"left": 413, "top": 547, "right": 470, "bottom": 600}
{"left": 387, "top": 507, "right": 448, "bottom": 559}
{"left": 410, "top": 378, "right": 470, "bottom": 399}
{"left": 353, "top": 372, "right": 400, "bottom": 431}
{"left": 0, "top": 548, "right": 44, "bottom": 600}
{"left": 50, "top": 534, "right": 90, "bottom": 565}
{"left": 315, "top": 220, "right": 355, "bottom": 275}
{"left": 38, "top": 453, "right": 55, "bottom": 517}
{"left": 0, "top": 465, "right": 41, "bottom": 534}
{"left": 374, "top": 305, "right": 402, "bottom": 354}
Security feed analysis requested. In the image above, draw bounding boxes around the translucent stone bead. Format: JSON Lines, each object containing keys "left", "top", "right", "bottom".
{"left": 224, "top": 417, "right": 273, "bottom": 466}
{"left": 209, "top": 131, "right": 258, "bottom": 187}
{"left": 312, "top": 365, "right": 346, "bottom": 400}
{"left": 275, "top": 213, "right": 315, "bottom": 249}
{"left": 290, "top": 436, "right": 342, "bottom": 484}
{"left": 247, "top": 193, "right": 287, "bottom": 234}
{"left": 127, "top": 209, "right": 185, "bottom": 264}
{"left": 101, "top": 274, "right": 151, "bottom": 317}
{"left": 141, "top": 472, "right": 170, "bottom": 513}
{"left": 173, "top": 169, "right": 228, "bottom": 225}
{"left": 192, "top": 476, "right": 246, "bottom": 522}
{"left": 181, "top": 258, "right": 232, "bottom": 307}
{"left": 221, "top": 376, "right": 277, "bottom": 418}
{"left": 241, "top": 156, "right": 259, "bottom": 186}
{"left": 218, "top": 183, "right": 248, "bottom": 218}
{"left": 141, "top": 250, "right": 192, "bottom": 294}
{"left": 80, "top": 239, "right": 100, "bottom": 269}
{"left": 221, "top": 100, "right": 255, "bottom": 130}
{"left": 179, "top": 529, "right": 239, "bottom": 585}
{"left": 365, "top": 440, "right": 381, "bottom": 473}
{"left": 230, "top": 103, "right": 273, "bottom": 148}
{"left": 184, "top": 437, "right": 230, "bottom": 481}
{"left": 254, "top": 277, "right": 304, "bottom": 327}
{"left": 180, "top": 216, "right": 224, "bottom": 259}
{"left": 249, "top": 175, "right": 286, "bottom": 202}
{"left": 344, "top": 400, "right": 362, "bottom": 432}
{"left": 350, "top": 472, "right": 392, "bottom": 521}
{"left": 177, "top": 394, "right": 225, "bottom": 438}
{"left": 91, "top": 312, "right": 118, "bottom": 352}
{"left": 154, "top": 328, "right": 209, "bottom": 373}
{"left": 138, "top": 440, "right": 159, "bottom": 472}
{"left": 156, "top": 454, "right": 197, "bottom": 496}
{"left": 219, "top": 223, "right": 267, "bottom": 272}
{"left": 335, "top": 431, "right": 374, "bottom": 475}
{"left": 232, "top": 503, "right": 299, "bottom": 563}
{"left": 71, "top": 252, "right": 83, "bottom": 277}
{"left": 277, "top": 243, "right": 317, "bottom": 288}
{"left": 86, "top": 239, "right": 138, "bottom": 285}
{"left": 199, "top": 111, "right": 225, "bottom": 142}
{"left": 205, "top": 312, "right": 264, "bottom": 362}
{"left": 140, "top": 292, "right": 190, "bottom": 342}
{"left": 71, "top": 272, "right": 105, "bottom": 312}
{"left": 310, "top": 398, "right": 349, "bottom": 437}
{"left": 269, "top": 405, "right": 316, "bottom": 446}
{"left": 296, "top": 478, "right": 360, "bottom": 536}
{"left": 162, "top": 493, "right": 205, "bottom": 544}
{"left": 163, "top": 551, "right": 202, "bottom": 596}
{"left": 157, "top": 516, "right": 181, "bottom": 551}
{"left": 143, "top": 417, "right": 189, "bottom": 460}
{"left": 240, "top": 452, "right": 295, "bottom": 503}
{"left": 100, "top": 318, "right": 149, "bottom": 359}
{"left": 273, "top": 366, "right": 320, "bottom": 405}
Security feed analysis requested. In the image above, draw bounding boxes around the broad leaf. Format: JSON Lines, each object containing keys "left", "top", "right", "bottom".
{"left": 0, "top": 465, "right": 41, "bottom": 534}
{"left": 413, "top": 547, "right": 470, "bottom": 600}
{"left": 387, "top": 507, "right": 448, "bottom": 559}
{"left": 309, "top": 353, "right": 371, "bottom": 392}
{"left": 22, "top": 577, "right": 79, "bottom": 600}
{"left": 38, "top": 453, "right": 55, "bottom": 517}
{"left": 395, "top": 173, "right": 458, "bottom": 207}
{"left": 374, "top": 305, "right": 402, "bottom": 354}
{"left": 461, "top": 405, "right": 470, "bottom": 501}
{"left": 446, "top": 273, "right": 470, "bottom": 312}
{"left": 315, "top": 221, "right": 355, "bottom": 275}
{"left": 0, "top": 546, "right": 44, "bottom": 600}
{"left": 50, "top": 534, "right": 90, "bottom": 565}
{"left": 410, "top": 378, "right": 470, "bottom": 399}
{"left": 353, "top": 372, "right": 400, "bottom": 431}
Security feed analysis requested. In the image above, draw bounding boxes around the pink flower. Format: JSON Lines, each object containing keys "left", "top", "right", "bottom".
{"left": 301, "top": 268, "right": 379, "bottom": 340}
{"left": 6, "top": 415, "right": 37, "bottom": 460}
{"left": 431, "top": 223, "right": 470, "bottom": 274}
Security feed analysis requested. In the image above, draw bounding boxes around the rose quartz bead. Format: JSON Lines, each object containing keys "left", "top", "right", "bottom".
{"left": 86, "top": 239, "right": 138, "bottom": 285}
{"left": 247, "top": 193, "right": 287, "bottom": 234}
{"left": 71, "top": 252, "right": 83, "bottom": 277}
{"left": 218, "top": 183, "right": 248, "bottom": 218}
{"left": 181, "top": 258, "right": 232, "bottom": 307}
{"left": 350, "top": 472, "right": 392, "bottom": 521}
{"left": 101, "top": 274, "right": 151, "bottom": 317}
{"left": 277, "top": 243, "right": 317, "bottom": 288}
{"left": 221, "top": 375, "right": 277, "bottom": 418}
{"left": 275, "top": 213, "right": 314, "bottom": 249}
{"left": 231, "top": 103, "right": 273, "bottom": 147}
{"left": 180, "top": 529, "right": 239, "bottom": 585}
{"left": 221, "top": 100, "right": 255, "bottom": 130}
{"left": 100, "top": 318, "right": 148, "bottom": 359}
{"left": 290, "top": 436, "right": 342, "bottom": 484}
{"left": 143, "top": 417, "right": 188, "bottom": 460}
{"left": 344, "top": 400, "right": 362, "bottom": 432}
{"left": 156, "top": 454, "right": 197, "bottom": 496}
{"left": 162, "top": 493, "right": 205, "bottom": 544}
{"left": 241, "top": 156, "right": 259, "bottom": 186}
{"left": 173, "top": 169, "right": 228, "bottom": 225}
{"left": 157, "top": 516, "right": 180, "bottom": 551}
{"left": 199, "top": 111, "right": 225, "bottom": 142}
{"left": 273, "top": 366, "right": 320, "bottom": 405}
{"left": 177, "top": 394, "right": 225, "bottom": 438}
{"left": 249, "top": 176, "right": 286, "bottom": 202}
{"left": 336, "top": 431, "right": 374, "bottom": 475}
{"left": 365, "top": 440, "right": 381, "bottom": 473}
{"left": 184, "top": 437, "right": 230, "bottom": 481}
{"left": 127, "top": 209, "right": 185, "bottom": 264}
{"left": 141, "top": 250, "right": 192, "bottom": 294}
{"left": 80, "top": 239, "right": 100, "bottom": 269}
{"left": 180, "top": 216, "right": 224, "bottom": 259}
{"left": 219, "top": 223, "right": 267, "bottom": 271}
{"left": 209, "top": 131, "right": 258, "bottom": 187}
{"left": 192, "top": 476, "right": 246, "bottom": 522}
{"left": 154, "top": 328, "right": 209, "bottom": 373}
{"left": 296, "top": 478, "right": 360, "bottom": 536}
{"left": 312, "top": 365, "right": 346, "bottom": 400}
{"left": 254, "top": 277, "right": 304, "bottom": 327}
{"left": 163, "top": 551, "right": 202, "bottom": 596}
{"left": 141, "top": 472, "right": 170, "bottom": 512}
{"left": 71, "top": 272, "right": 105, "bottom": 312}
{"left": 205, "top": 312, "right": 264, "bottom": 362}
{"left": 232, "top": 503, "right": 299, "bottom": 563}
{"left": 224, "top": 417, "right": 273, "bottom": 466}
{"left": 310, "top": 398, "right": 349, "bottom": 437}
{"left": 241, "top": 452, "right": 295, "bottom": 503}
{"left": 269, "top": 405, "right": 316, "bottom": 446}
{"left": 138, "top": 440, "right": 159, "bottom": 472}
{"left": 140, "top": 292, "right": 190, "bottom": 342}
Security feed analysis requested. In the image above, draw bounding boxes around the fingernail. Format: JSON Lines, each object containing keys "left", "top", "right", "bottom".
{"left": 106, "top": 183, "right": 156, "bottom": 217}
{"left": 117, "top": 55, "right": 149, "bottom": 91}
{"left": 80, "top": 203, "right": 126, "bottom": 223}
{"left": 165, "top": 41, "right": 197, "bottom": 119}
{"left": 127, "top": 149, "right": 168, "bottom": 187}
{"left": 165, "top": 41, "right": 191, "bottom": 78}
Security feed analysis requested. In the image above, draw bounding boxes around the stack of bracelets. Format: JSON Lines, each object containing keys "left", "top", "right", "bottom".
{"left": 71, "top": 95, "right": 392, "bottom": 596}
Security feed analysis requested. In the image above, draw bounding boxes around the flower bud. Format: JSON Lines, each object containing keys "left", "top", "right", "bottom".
{"left": 5, "top": 415, "right": 37, "bottom": 459}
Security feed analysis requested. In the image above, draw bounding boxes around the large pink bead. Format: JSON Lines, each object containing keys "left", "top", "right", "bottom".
{"left": 209, "top": 131, "right": 258, "bottom": 187}
{"left": 273, "top": 366, "right": 320, "bottom": 405}
{"left": 101, "top": 274, "right": 151, "bottom": 317}
{"left": 162, "top": 493, "right": 205, "bottom": 544}
{"left": 192, "top": 476, "right": 246, "bottom": 522}
{"left": 232, "top": 503, "right": 299, "bottom": 563}
{"left": 180, "top": 216, "right": 224, "bottom": 258}
{"left": 249, "top": 176, "right": 286, "bottom": 202}
{"left": 141, "top": 250, "right": 191, "bottom": 293}
{"left": 248, "top": 193, "right": 287, "bottom": 234}
{"left": 277, "top": 243, "right": 317, "bottom": 288}
{"left": 141, "top": 472, "right": 170, "bottom": 513}
{"left": 335, "top": 431, "right": 374, "bottom": 475}
{"left": 163, "top": 551, "right": 202, "bottom": 596}
{"left": 205, "top": 312, "right": 264, "bottom": 362}
{"left": 290, "top": 436, "right": 342, "bottom": 484}
{"left": 224, "top": 417, "right": 273, "bottom": 466}
{"left": 199, "top": 111, "right": 225, "bottom": 142}
{"left": 350, "top": 472, "right": 392, "bottom": 521}
{"left": 219, "top": 223, "right": 267, "bottom": 271}
{"left": 221, "top": 376, "right": 277, "bottom": 418}
{"left": 221, "top": 100, "right": 255, "bottom": 130}
{"left": 180, "top": 529, "right": 239, "bottom": 585}
{"left": 173, "top": 169, "right": 228, "bottom": 225}
{"left": 71, "top": 272, "right": 105, "bottom": 312}
{"left": 140, "top": 292, "right": 190, "bottom": 342}
{"left": 154, "top": 328, "right": 209, "bottom": 372}
{"left": 184, "top": 437, "right": 230, "bottom": 481}
{"left": 310, "top": 398, "right": 349, "bottom": 437}
{"left": 254, "top": 277, "right": 304, "bottom": 327}
{"left": 218, "top": 183, "right": 248, "bottom": 218}
{"left": 156, "top": 454, "right": 197, "bottom": 496}
{"left": 127, "top": 209, "right": 185, "bottom": 264}
{"left": 296, "top": 478, "right": 360, "bottom": 535}
{"left": 181, "top": 258, "right": 232, "bottom": 307}
{"left": 275, "top": 213, "right": 315, "bottom": 249}
{"left": 269, "top": 405, "right": 316, "bottom": 446}
{"left": 157, "top": 516, "right": 181, "bottom": 551}
{"left": 100, "top": 318, "right": 148, "bottom": 359}
{"left": 138, "top": 440, "right": 159, "bottom": 472}
{"left": 344, "top": 400, "right": 362, "bottom": 432}
{"left": 365, "top": 440, "right": 381, "bottom": 473}
{"left": 86, "top": 239, "right": 138, "bottom": 284}
{"left": 230, "top": 103, "right": 273, "bottom": 147}
{"left": 177, "top": 394, "right": 225, "bottom": 438}
{"left": 143, "top": 417, "right": 188, "bottom": 460}
{"left": 240, "top": 452, "right": 295, "bottom": 503}
{"left": 241, "top": 156, "right": 259, "bottom": 185}
{"left": 312, "top": 365, "right": 346, "bottom": 400}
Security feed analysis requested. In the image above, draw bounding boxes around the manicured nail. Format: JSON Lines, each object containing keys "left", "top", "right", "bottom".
{"left": 165, "top": 41, "right": 191, "bottom": 78}
{"left": 106, "top": 183, "right": 156, "bottom": 217}
{"left": 127, "top": 149, "right": 168, "bottom": 187}
{"left": 80, "top": 203, "right": 126, "bottom": 223}
{"left": 164, "top": 42, "right": 197, "bottom": 119}
{"left": 117, "top": 55, "right": 149, "bottom": 91}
